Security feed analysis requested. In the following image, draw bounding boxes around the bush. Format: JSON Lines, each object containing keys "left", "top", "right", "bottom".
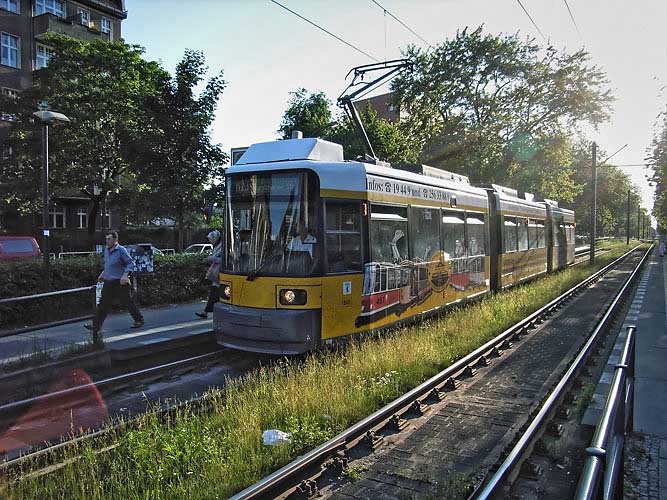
{"left": 0, "top": 254, "right": 209, "bottom": 330}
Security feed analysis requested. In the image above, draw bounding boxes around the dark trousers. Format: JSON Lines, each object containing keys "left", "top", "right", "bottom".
{"left": 204, "top": 285, "right": 220, "bottom": 313}
{"left": 93, "top": 279, "right": 143, "bottom": 333}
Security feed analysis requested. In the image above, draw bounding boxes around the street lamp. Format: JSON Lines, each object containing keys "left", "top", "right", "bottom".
{"left": 33, "top": 109, "right": 70, "bottom": 272}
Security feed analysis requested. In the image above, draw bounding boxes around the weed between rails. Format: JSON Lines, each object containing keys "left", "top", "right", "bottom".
{"left": 1, "top": 243, "right": 642, "bottom": 500}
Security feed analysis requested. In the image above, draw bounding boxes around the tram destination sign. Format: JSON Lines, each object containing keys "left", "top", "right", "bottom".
{"left": 366, "top": 175, "right": 452, "bottom": 203}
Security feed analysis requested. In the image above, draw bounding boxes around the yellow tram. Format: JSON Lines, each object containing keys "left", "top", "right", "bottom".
{"left": 214, "top": 137, "right": 575, "bottom": 354}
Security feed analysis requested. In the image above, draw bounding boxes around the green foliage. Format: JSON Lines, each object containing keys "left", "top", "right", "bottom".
{"left": 0, "top": 39, "right": 226, "bottom": 240}
{"left": 392, "top": 26, "right": 614, "bottom": 196}
{"left": 649, "top": 107, "right": 667, "bottom": 230}
{"left": 277, "top": 89, "right": 419, "bottom": 163}
{"left": 136, "top": 50, "right": 228, "bottom": 249}
{"left": 0, "top": 35, "right": 169, "bottom": 232}
{"left": 208, "top": 214, "right": 223, "bottom": 230}
{"left": 278, "top": 88, "right": 333, "bottom": 139}
{"left": 568, "top": 140, "right": 644, "bottom": 237}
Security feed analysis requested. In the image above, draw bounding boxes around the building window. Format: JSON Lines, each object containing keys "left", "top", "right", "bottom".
{"left": 2, "top": 144, "right": 13, "bottom": 159}
{"left": 34, "top": 0, "right": 64, "bottom": 17}
{"left": 0, "top": 0, "right": 18, "bottom": 14}
{"left": 1, "top": 87, "right": 19, "bottom": 99}
{"left": 1, "top": 33, "right": 19, "bottom": 68}
{"left": 101, "top": 17, "right": 113, "bottom": 37}
{"left": 77, "top": 207, "right": 88, "bottom": 229}
{"left": 76, "top": 7, "right": 89, "bottom": 26}
{"left": 49, "top": 205, "right": 66, "bottom": 228}
{"left": 35, "top": 44, "right": 54, "bottom": 69}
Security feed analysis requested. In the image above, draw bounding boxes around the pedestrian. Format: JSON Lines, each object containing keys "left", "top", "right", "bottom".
{"left": 196, "top": 229, "right": 223, "bottom": 319}
{"left": 85, "top": 231, "right": 144, "bottom": 343}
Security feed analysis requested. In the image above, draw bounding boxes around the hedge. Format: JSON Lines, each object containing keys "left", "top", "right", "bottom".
{"left": 0, "top": 254, "right": 209, "bottom": 331}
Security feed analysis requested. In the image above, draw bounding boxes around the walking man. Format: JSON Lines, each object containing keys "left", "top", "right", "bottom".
{"left": 85, "top": 231, "right": 144, "bottom": 343}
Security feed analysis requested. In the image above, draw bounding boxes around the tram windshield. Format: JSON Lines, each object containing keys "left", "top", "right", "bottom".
{"left": 225, "top": 171, "right": 320, "bottom": 277}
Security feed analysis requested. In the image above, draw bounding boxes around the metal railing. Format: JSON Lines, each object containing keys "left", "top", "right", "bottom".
{"left": 575, "top": 325, "right": 636, "bottom": 500}
{"left": 0, "top": 285, "right": 95, "bottom": 338}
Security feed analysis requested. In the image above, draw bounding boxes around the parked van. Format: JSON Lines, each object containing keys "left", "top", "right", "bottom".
{"left": 0, "top": 236, "right": 41, "bottom": 261}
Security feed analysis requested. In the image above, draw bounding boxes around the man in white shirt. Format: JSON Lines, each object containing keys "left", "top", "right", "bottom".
{"left": 288, "top": 223, "right": 316, "bottom": 257}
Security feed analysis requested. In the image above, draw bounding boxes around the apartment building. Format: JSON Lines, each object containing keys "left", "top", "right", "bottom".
{"left": 0, "top": 0, "right": 125, "bottom": 92}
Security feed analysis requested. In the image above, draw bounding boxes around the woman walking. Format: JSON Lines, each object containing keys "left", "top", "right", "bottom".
{"left": 196, "top": 230, "right": 223, "bottom": 319}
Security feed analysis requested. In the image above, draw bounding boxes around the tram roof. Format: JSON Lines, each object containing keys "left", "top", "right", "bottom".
{"left": 227, "top": 137, "right": 488, "bottom": 198}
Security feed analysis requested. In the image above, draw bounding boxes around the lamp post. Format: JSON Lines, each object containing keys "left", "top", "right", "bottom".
{"left": 33, "top": 109, "right": 70, "bottom": 273}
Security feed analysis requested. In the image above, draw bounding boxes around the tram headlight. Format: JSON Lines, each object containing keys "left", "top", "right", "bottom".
{"left": 222, "top": 285, "right": 231, "bottom": 300}
{"left": 279, "top": 289, "right": 307, "bottom": 305}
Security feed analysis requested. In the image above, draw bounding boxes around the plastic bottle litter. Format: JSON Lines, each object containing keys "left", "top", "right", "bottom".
{"left": 262, "top": 429, "right": 292, "bottom": 446}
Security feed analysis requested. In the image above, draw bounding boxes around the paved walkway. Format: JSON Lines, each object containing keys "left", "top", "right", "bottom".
{"left": 587, "top": 250, "right": 667, "bottom": 499}
{"left": 632, "top": 252, "right": 667, "bottom": 499}
{"left": 0, "top": 300, "right": 214, "bottom": 365}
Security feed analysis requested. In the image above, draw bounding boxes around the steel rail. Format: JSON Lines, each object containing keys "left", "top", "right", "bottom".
{"left": 574, "top": 325, "right": 636, "bottom": 500}
{"left": 230, "top": 245, "right": 643, "bottom": 500}
{"left": 471, "top": 245, "right": 651, "bottom": 499}
{"left": 0, "top": 350, "right": 221, "bottom": 415}
{"left": 0, "top": 349, "right": 225, "bottom": 474}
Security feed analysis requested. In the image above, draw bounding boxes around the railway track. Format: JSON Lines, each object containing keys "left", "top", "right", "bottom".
{"left": 0, "top": 245, "right": 641, "bottom": 494}
{"left": 229, "top": 245, "right": 649, "bottom": 500}
{"left": 0, "top": 347, "right": 267, "bottom": 473}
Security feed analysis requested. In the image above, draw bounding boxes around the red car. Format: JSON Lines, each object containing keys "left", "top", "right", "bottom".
{"left": 0, "top": 236, "right": 41, "bottom": 261}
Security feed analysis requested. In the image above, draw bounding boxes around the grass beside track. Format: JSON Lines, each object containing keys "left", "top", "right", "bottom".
{"left": 2, "top": 241, "right": 644, "bottom": 500}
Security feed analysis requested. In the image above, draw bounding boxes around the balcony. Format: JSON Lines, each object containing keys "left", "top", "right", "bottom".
{"left": 32, "top": 13, "right": 110, "bottom": 43}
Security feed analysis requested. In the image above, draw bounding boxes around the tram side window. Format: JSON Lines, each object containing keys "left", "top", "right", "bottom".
{"left": 370, "top": 205, "right": 408, "bottom": 264}
{"left": 504, "top": 217, "right": 518, "bottom": 253}
{"left": 441, "top": 210, "right": 466, "bottom": 259}
{"left": 466, "top": 213, "right": 486, "bottom": 256}
{"left": 537, "top": 220, "right": 546, "bottom": 248}
{"left": 528, "top": 219, "right": 538, "bottom": 249}
{"left": 410, "top": 207, "right": 440, "bottom": 261}
{"left": 325, "top": 201, "right": 362, "bottom": 273}
{"left": 517, "top": 217, "right": 528, "bottom": 251}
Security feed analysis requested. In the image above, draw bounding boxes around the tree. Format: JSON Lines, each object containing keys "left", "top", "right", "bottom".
{"left": 277, "top": 89, "right": 418, "bottom": 164}
{"left": 568, "top": 140, "right": 642, "bottom": 238}
{"left": 0, "top": 34, "right": 170, "bottom": 235}
{"left": 136, "top": 50, "right": 227, "bottom": 250}
{"left": 649, "top": 107, "right": 667, "bottom": 231}
{"left": 278, "top": 89, "right": 333, "bottom": 140}
{"left": 391, "top": 26, "right": 614, "bottom": 197}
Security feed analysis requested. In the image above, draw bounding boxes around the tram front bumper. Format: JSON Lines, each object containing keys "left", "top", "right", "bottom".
{"left": 213, "top": 303, "right": 321, "bottom": 355}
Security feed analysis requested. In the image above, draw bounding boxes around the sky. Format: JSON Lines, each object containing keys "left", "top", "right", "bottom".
{"left": 123, "top": 0, "right": 667, "bottom": 213}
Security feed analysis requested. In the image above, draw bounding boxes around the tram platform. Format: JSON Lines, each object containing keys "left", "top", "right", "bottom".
{"left": 584, "top": 249, "right": 667, "bottom": 499}
{"left": 0, "top": 299, "right": 215, "bottom": 367}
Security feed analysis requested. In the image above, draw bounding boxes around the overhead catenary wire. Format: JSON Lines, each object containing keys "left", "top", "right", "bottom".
{"left": 371, "top": 0, "right": 433, "bottom": 49}
{"left": 562, "top": 0, "right": 583, "bottom": 40}
{"left": 270, "top": 0, "right": 380, "bottom": 62}
{"left": 515, "top": 0, "right": 548, "bottom": 43}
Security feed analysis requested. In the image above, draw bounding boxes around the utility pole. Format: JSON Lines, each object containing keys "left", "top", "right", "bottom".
{"left": 590, "top": 142, "right": 597, "bottom": 264}
{"left": 637, "top": 205, "right": 641, "bottom": 240}
{"left": 626, "top": 190, "right": 631, "bottom": 245}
